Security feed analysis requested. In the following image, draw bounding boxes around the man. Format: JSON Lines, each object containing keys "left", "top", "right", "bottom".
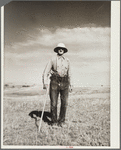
{"left": 42, "top": 43, "right": 72, "bottom": 127}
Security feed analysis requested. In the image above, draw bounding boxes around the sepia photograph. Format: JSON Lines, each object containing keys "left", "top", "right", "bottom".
{"left": 1, "top": 1, "right": 120, "bottom": 148}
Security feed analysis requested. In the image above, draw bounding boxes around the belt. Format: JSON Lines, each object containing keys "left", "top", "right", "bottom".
{"left": 50, "top": 74, "right": 68, "bottom": 81}
{"left": 51, "top": 74, "right": 68, "bottom": 78}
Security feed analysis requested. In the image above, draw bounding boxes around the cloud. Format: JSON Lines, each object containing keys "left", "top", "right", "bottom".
{"left": 5, "top": 27, "right": 110, "bottom": 51}
{"left": 5, "top": 27, "right": 110, "bottom": 63}
{"left": 4, "top": 27, "right": 110, "bottom": 85}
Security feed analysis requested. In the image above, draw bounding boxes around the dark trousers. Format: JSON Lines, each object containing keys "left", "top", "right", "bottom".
{"left": 49, "top": 76, "right": 69, "bottom": 123}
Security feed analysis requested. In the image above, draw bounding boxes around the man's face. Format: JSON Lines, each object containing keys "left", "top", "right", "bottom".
{"left": 58, "top": 49, "right": 64, "bottom": 55}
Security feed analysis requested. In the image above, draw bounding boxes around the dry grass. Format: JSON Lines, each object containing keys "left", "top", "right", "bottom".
{"left": 3, "top": 85, "right": 110, "bottom": 146}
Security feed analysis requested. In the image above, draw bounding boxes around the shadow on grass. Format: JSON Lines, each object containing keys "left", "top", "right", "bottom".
{"left": 29, "top": 110, "right": 52, "bottom": 128}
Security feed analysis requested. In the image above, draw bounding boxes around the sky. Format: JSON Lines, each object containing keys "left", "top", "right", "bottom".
{"left": 4, "top": 1, "right": 111, "bottom": 87}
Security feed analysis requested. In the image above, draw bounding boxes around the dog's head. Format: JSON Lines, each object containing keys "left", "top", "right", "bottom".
{"left": 29, "top": 111, "right": 40, "bottom": 118}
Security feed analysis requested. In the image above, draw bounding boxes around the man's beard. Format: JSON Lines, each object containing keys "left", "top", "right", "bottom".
{"left": 57, "top": 53, "right": 64, "bottom": 56}
{"left": 57, "top": 53, "right": 63, "bottom": 56}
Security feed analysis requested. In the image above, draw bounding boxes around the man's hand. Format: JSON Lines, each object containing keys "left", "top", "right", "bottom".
{"left": 69, "top": 85, "right": 73, "bottom": 92}
{"left": 43, "top": 84, "right": 48, "bottom": 90}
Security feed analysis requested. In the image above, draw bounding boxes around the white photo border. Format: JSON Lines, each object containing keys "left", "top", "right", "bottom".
{"left": 1, "top": 0, "right": 120, "bottom": 149}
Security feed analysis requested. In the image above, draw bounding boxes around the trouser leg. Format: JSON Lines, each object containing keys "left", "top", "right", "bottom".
{"left": 49, "top": 85, "right": 59, "bottom": 123}
{"left": 58, "top": 88, "right": 69, "bottom": 123}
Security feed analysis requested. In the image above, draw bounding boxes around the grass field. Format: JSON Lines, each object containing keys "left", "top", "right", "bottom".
{"left": 3, "top": 84, "right": 110, "bottom": 146}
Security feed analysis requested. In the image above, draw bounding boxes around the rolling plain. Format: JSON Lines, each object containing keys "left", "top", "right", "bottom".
{"left": 3, "top": 84, "right": 110, "bottom": 146}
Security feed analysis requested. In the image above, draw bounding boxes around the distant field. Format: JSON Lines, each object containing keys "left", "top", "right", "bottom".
{"left": 3, "top": 85, "right": 110, "bottom": 146}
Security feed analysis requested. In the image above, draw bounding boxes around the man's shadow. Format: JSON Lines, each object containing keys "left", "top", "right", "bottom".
{"left": 29, "top": 110, "right": 52, "bottom": 128}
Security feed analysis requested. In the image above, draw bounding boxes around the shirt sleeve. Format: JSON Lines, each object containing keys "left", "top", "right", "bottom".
{"left": 42, "top": 59, "right": 52, "bottom": 84}
{"left": 67, "top": 59, "right": 72, "bottom": 86}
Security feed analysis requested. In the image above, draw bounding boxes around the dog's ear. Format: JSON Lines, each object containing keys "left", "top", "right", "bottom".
{"left": 29, "top": 112, "right": 33, "bottom": 118}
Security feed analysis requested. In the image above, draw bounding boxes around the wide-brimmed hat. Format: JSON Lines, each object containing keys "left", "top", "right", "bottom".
{"left": 54, "top": 43, "right": 68, "bottom": 53}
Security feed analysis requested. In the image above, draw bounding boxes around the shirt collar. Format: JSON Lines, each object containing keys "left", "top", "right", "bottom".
{"left": 57, "top": 54, "right": 65, "bottom": 60}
